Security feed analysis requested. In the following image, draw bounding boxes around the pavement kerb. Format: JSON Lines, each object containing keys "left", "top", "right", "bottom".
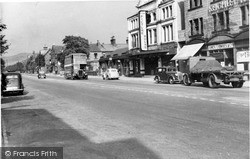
{"left": 28, "top": 73, "right": 250, "bottom": 88}
{"left": 1, "top": 118, "right": 8, "bottom": 146}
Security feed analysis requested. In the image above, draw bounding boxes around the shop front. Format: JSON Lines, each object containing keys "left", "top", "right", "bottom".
{"left": 235, "top": 30, "right": 249, "bottom": 74}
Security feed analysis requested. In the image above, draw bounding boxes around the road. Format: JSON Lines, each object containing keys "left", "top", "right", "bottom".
{"left": 1, "top": 74, "right": 249, "bottom": 159}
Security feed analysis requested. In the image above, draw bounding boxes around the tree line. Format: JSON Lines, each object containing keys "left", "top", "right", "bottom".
{"left": 2, "top": 33, "right": 89, "bottom": 73}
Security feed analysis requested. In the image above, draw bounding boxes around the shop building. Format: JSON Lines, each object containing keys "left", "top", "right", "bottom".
{"left": 173, "top": 0, "right": 249, "bottom": 74}
{"left": 127, "top": 0, "right": 185, "bottom": 76}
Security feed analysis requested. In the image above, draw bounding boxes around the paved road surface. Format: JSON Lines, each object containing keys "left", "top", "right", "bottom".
{"left": 1, "top": 74, "right": 249, "bottom": 159}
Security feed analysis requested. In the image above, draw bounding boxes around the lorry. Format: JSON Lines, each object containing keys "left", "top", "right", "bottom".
{"left": 178, "top": 56, "right": 246, "bottom": 88}
{"left": 64, "top": 53, "right": 88, "bottom": 80}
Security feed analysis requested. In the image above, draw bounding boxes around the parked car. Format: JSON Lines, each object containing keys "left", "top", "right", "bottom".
{"left": 38, "top": 70, "right": 46, "bottom": 79}
{"left": 154, "top": 66, "right": 182, "bottom": 84}
{"left": 102, "top": 68, "right": 119, "bottom": 80}
{"left": 1, "top": 72, "right": 24, "bottom": 95}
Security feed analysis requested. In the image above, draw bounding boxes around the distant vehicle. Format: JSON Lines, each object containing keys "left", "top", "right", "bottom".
{"left": 1, "top": 72, "right": 24, "bottom": 95}
{"left": 38, "top": 70, "right": 46, "bottom": 79}
{"left": 64, "top": 53, "right": 88, "bottom": 80}
{"left": 102, "top": 68, "right": 119, "bottom": 80}
{"left": 154, "top": 66, "right": 182, "bottom": 84}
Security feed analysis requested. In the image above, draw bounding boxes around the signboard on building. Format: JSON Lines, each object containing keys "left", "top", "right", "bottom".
{"left": 139, "top": 11, "right": 147, "bottom": 51}
{"left": 209, "top": 0, "right": 248, "bottom": 13}
{"left": 208, "top": 43, "right": 234, "bottom": 50}
{"left": 237, "top": 50, "right": 250, "bottom": 63}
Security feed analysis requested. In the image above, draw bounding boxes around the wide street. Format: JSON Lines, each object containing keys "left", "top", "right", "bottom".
{"left": 1, "top": 74, "right": 249, "bottom": 159}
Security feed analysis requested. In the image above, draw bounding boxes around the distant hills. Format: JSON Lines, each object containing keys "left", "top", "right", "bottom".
{"left": 2, "top": 53, "right": 33, "bottom": 66}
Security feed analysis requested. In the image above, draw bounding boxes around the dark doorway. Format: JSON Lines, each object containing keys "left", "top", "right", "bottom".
{"left": 145, "top": 57, "right": 158, "bottom": 75}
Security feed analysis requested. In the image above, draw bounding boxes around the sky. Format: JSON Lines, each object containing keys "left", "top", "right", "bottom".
{"left": 1, "top": 0, "right": 138, "bottom": 56}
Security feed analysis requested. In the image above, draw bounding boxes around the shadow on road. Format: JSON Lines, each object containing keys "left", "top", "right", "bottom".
{"left": 1, "top": 95, "right": 34, "bottom": 104}
{"left": 2, "top": 109, "right": 161, "bottom": 159}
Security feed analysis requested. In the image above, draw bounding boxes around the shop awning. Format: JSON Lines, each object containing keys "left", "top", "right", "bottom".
{"left": 171, "top": 43, "right": 204, "bottom": 60}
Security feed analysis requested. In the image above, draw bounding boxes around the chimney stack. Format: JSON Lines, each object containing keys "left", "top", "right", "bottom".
{"left": 110, "top": 36, "right": 116, "bottom": 46}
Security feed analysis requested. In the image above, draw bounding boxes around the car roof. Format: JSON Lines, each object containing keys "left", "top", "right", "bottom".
{"left": 3, "top": 72, "right": 21, "bottom": 75}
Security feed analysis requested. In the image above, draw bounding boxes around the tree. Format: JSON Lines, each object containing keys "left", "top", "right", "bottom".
{"left": 63, "top": 35, "right": 89, "bottom": 54}
{"left": 1, "top": 23, "right": 9, "bottom": 72}
{"left": 58, "top": 35, "right": 90, "bottom": 68}
{"left": 35, "top": 54, "right": 45, "bottom": 68}
{"left": 0, "top": 23, "right": 9, "bottom": 55}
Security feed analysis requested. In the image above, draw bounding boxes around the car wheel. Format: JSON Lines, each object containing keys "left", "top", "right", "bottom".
{"left": 155, "top": 77, "right": 160, "bottom": 83}
{"left": 168, "top": 77, "right": 174, "bottom": 84}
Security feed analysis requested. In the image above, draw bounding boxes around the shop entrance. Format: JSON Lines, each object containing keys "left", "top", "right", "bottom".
{"left": 144, "top": 57, "right": 158, "bottom": 75}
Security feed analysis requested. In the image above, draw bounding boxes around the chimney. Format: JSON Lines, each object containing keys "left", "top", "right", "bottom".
{"left": 97, "top": 40, "right": 100, "bottom": 46}
{"left": 110, "top": 36, "right": 116, "bottom": 46}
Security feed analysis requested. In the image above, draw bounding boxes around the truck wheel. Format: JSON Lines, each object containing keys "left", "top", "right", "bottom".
{"left": 208, "top": 75, "right": 219, "bottom": 88}
{"left": 232, "top": 82, "right": 243, "bottom": 88}
{"left": 183, "top": 75, "right": 191, "bottom": 86}
{"left": 168, "top": 77, "right": 174, "bottom": 84}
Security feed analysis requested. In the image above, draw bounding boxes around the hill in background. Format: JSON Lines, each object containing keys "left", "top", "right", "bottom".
{"left": 2, "top": 53, "right": 32, "bottom": 66}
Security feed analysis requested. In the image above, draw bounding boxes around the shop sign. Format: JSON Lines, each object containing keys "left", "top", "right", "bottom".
{"left": 237, "top": 50, "right": 250, "bottom": 63}
{"left": 209, "top": 0, "right": 248, "bottom": 13}
{"left": 208, "top": 43, "right": 234, "bottom": 50}
{"left": 148, "top": 45, "right": 158, "bottom": 50}
{"left": 139, "top": 11, "right": 147, "bottom": 51}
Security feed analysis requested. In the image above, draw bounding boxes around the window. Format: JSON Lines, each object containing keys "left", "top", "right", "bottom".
{"left": 153, "top": 29, "right": 157, "bottom": 43}
{"left": 131, "top": 33, "right": 139, "bottom": 48}
{"left": 189, "top": 17, "right": 203, "bottom": 36}
{"left": 153, "top": 12, "right": 156, "bottom": 21}
{"left": 212, "top": 11, "right": 229, "bottom": 31}
{"left": 162, "top": 5, "right": 173, "bottom": 20}
{"left": 241, "top": 5, "right": 249, "bottom": 26}
{"left": 162, "top": 24, "right": 173, "bottom": 42}
{"left": 190, "top": 0, "right": 202, "bottom": 9}
{"left": 94, "top": 53, "right": 98, "bottom": 59}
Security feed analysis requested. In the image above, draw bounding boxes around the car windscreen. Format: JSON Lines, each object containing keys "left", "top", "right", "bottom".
{"left": 110, "top": 70, "right": 117, "bottom": 72}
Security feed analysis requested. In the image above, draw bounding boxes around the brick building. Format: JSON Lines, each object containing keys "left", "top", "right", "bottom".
{"left": 174, "top": 0, "right": 249, "bottom": 73}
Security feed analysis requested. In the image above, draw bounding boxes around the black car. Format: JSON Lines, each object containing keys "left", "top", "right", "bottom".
{"left": 1, "top": 72, "right": 24, "bottom": 95}
{"left": 154, "top": 66, "right": 182, "bottom": 84}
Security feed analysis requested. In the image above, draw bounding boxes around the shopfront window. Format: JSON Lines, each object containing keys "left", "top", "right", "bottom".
{"left": 241, "top": 5, "right": 249, "bottom": 26}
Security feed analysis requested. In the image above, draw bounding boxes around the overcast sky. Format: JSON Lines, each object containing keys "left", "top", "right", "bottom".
{"left": 1, "top": 0, "right": 138, "bottom": 56}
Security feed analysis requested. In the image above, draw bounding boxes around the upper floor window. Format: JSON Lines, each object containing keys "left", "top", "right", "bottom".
{"left": 94, "top": 53, "right": 98, "bottom": 59}
{"left": 147, "top": 28, "right": 157, "bottom": 45}
{"left": 130, "top": 18, "right": 138, "bottom": 30}
{"left": 162, "top": 24, "right": 173, "bottom": 42}
{"left": 189, "top": 0, "right": 202, "bottom": 9}
{"left": 162, "top": 5, "right": 173, "bottom": 20}
{"left": 212, "top": 11, "right": 229, "bottom": 31}
{"left": 241, "top": 5, "right": 249, "bottom": 26}
{"left": 189, "top": 17, "right": 203, "bottom": 36}
{"left": 131, "top": 33, "right": 139, "bottom": 48}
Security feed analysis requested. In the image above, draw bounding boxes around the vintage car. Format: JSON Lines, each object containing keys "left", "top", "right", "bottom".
{"left": 38, "top": 70, "right": 46, "bottom": 79}
{"left": 154, "top": 66, "right": 182, "bottom": 84}
{"left": 102, "top": 68, "right": 119, "bottom": 80}
{"left": 1, "top": 72, "right": 24, "bottom": 95}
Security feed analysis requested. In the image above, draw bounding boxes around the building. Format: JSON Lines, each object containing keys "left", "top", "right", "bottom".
{"left": 50, "top": 45, "right": 65, "bottom": 74}
{"left": 98, "top": 37, "right": 128, "bottom": 73}
{"left": 127, "top": 0, "right": 185, "bottom": 76}
{"left": 173, "top": 0, "right": 249, "bottom": 73}
{"left": 88, "top": 42, "right": 102, "bottom": 72}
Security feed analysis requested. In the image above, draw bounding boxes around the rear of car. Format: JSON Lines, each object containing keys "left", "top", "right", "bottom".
{"left": 2, "top": 72, "right": 24, "bottom": 95}
{"left": 102, "top": 68, "right": 119, "bottom": 80}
